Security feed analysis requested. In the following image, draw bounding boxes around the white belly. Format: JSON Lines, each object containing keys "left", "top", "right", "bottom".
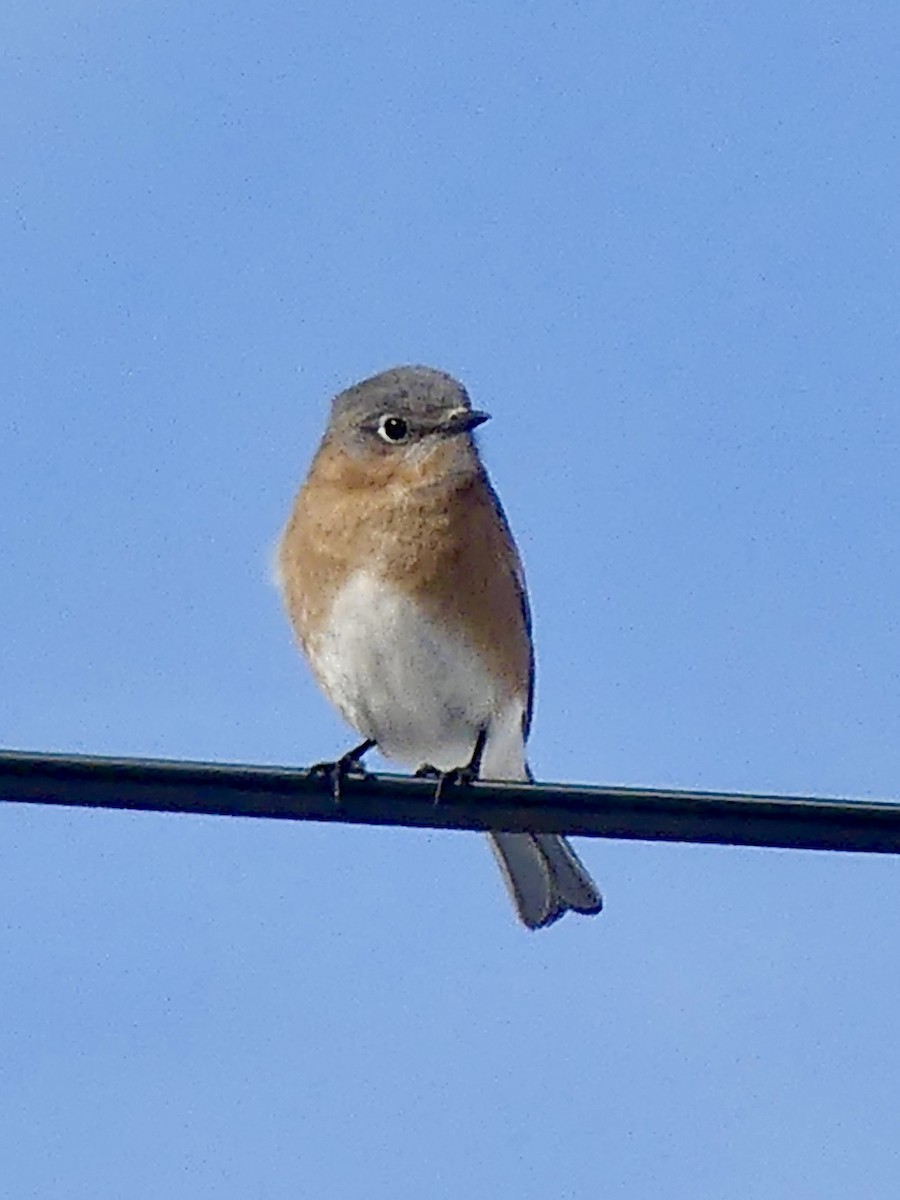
{"left": 307, "top": 571, "right": 527, "bottom": 776}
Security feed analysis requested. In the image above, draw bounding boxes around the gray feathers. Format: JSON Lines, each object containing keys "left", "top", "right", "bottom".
{"left": 329, "top": 365, "right": 473, "bottom": 435}
{"left": 489, "top": 832, "right": 603, "bottom": 929}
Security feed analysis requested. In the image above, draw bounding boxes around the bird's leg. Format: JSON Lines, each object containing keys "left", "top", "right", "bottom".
{"left": 310, "top": 738, "right": 376, "bottom": 803}
{"left": 432, "top": 728, "right": 488, "bottom": 804}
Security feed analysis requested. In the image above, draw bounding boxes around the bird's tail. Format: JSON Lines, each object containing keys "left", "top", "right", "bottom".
{"left": 488, "top": 831, "right": 603, "bottom": 930}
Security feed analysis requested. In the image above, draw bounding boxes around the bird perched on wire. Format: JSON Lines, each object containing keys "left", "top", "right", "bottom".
{"left": 277, "top": 365, "right": 602, "bottom": 929}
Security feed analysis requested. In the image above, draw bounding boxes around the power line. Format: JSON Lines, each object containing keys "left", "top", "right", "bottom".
{"left": 1, "top": 748, "right": 899, "bottom": 853}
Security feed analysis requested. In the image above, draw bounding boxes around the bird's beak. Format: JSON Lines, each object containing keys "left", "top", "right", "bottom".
{"left": 443, "top": 407, "right": 491, "bottom": 434}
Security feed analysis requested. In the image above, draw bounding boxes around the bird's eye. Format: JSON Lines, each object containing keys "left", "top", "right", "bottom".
{"left": 377, "top": 415, "right": 410, "bottom": 443}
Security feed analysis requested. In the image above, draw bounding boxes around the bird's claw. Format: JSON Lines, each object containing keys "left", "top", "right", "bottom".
{"left": 417, "top": 728, "right": 487, "bottom": 805}
{"left": 415, "top": 761, "right": 475, "bottom": 803}
{"left": 309, "top": 739, "right": 375, "bottom": 804}
{"left": 432, "top": 764, "right": 478, "bottom": 805}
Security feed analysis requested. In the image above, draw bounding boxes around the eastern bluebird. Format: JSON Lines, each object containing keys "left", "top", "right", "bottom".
{"left": 277, "top": 365, "right": 602, "bottom": 929}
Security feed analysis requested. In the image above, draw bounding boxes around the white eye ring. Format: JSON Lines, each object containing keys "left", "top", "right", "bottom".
{"left": 377, "top": 414, "right": 410, "bottom": 443}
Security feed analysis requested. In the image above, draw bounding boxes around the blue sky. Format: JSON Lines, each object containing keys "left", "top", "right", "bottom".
{"left": 3, "top": 2, "right": 900, "bottom": 1196}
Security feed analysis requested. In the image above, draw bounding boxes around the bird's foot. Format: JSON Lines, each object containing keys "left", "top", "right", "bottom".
{"left": 420, "top": 729, "right": 488, "bottom": 805}
{"left": 432, "top": 762, "right": 478, "bottom": 804}
{"left": 309, "top": 738, "right": 376, "bottom": 804}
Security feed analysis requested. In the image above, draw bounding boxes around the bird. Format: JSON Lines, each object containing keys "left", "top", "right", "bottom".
{"left": 276, "top": 365, "right": 602, "bottom": 929}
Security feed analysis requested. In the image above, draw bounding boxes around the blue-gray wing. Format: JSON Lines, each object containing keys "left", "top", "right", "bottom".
{"left": 485, "top": 479, "right": 535, "bottom": 741}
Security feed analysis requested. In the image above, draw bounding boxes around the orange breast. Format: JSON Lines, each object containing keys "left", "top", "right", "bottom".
{"left": 278, "top": 437, "right": 532, "bottom": 708}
